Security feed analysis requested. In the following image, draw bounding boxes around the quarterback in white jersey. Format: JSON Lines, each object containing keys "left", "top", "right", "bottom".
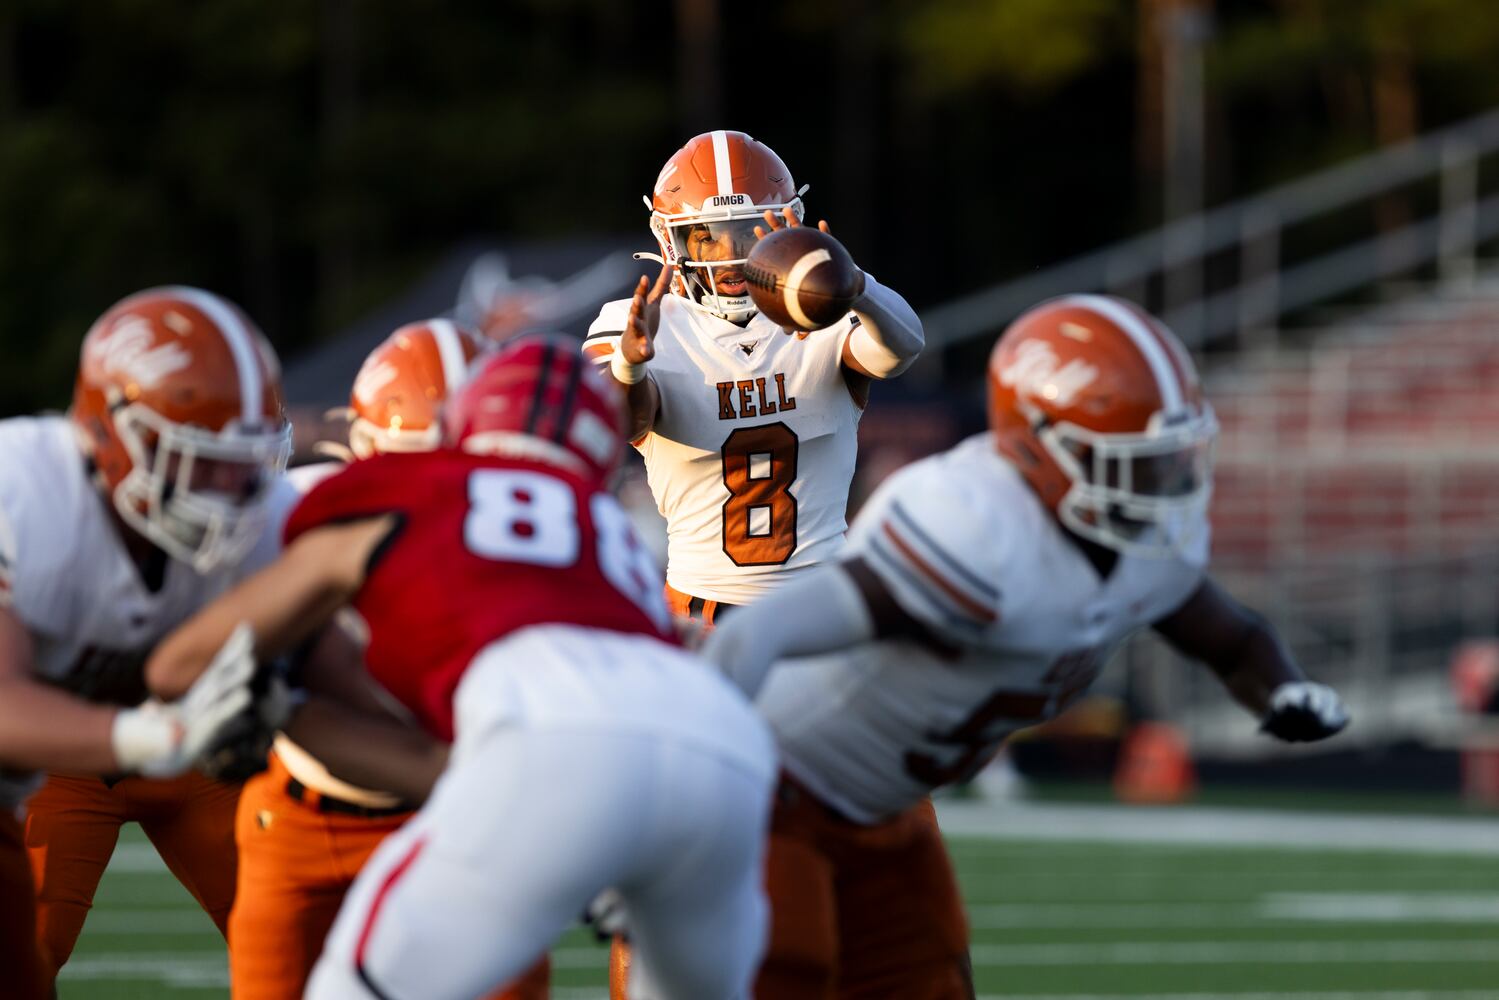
{"left": 584, "top": 129, "right": 924, "bottom": 613}
{"left": 704, "top": 295, "right": 1350, "bottom": 999}
{"left": 0, "top": 287, "right": 292, "bottom": 995}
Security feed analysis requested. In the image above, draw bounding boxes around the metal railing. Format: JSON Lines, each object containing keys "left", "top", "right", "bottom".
{"left": 1118, "top": 545, "right": 1499, "bottom": 753}
{"left": 920, "top": 105, "right": 1499, "bottom": 357}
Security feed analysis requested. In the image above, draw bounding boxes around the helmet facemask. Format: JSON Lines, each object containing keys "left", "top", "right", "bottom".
{"left": 1040, "top": 407, "right": 1218, "bottom": 558}
{"left": 346, "top": 415, "right": 441, "bottom": 460}
{"left": 650, "top": 195, "right": 804, "bottom": 323}
{"left": 111, "top": 403, "right": 292, "bottom": 573}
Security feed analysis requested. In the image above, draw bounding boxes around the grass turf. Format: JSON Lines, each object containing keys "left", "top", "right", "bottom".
{"left": 62, "top": 814, "right": 1499, "bottom": 999}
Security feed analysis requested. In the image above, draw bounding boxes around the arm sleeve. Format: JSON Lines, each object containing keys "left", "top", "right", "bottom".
{"left": 846, "top": 275, "right": 924, "bottom": 379}
{"left": 581, "top": 299, "right": 632, "bottom": 368}
{"left": 700, "top": 564, "right": 876, "bottom": 698}
{"left": 844, "top": 459, "right": 1003, "bottom": 638}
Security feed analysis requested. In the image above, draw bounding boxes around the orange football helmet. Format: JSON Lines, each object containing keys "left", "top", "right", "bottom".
{"left": 988, "top": 294, "right": 1217, "bottom": 556}
{"left": 345, "top": 319, "right": 484, "bottom": 459}
{"left": 71, "top": 286, "right": 292, "bottom": 572}
{"left": 647, "top": 129, "right": 806, "bottom": 322}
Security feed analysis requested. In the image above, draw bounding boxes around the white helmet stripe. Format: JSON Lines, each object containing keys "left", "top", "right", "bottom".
{"left": 166, "top": 285, "right": 264, "bottom": 426}
{"left": 1153, "top": 312, "right": 1199, "bottom": 390}
{"left": 711, "top": 130, "right": 734, "bottom": 196}
{"left": 428, "top": 319, "right": 470, "bottom": 395}
{"left": 1066, "top": 294, "right": 1184, "bottom": 414}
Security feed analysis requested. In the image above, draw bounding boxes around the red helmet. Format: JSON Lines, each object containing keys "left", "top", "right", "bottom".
{"left": 648, "top": 130, "right": 804, "bottom": 322}
{"left": 442, "top": 334, "right": 625, "bottom": 487}
{"left": 346, "top": 319, "right": 485, "bottom": 459}
{"left": 988, "top": 294, "right": 1217, "bottom": 556}
{"left": 71, "top": 286, "right": 291, "bottom": 571}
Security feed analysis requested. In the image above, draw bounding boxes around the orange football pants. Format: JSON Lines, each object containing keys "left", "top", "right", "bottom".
{"left": 1, "top": 808, "right": 46, "bottom": 1000}
{"left": 610, "top": 783, "right": 973, "bottom": 1000}
{"left": 232, "top": 751, "right": 548, "bottom": 1000}
{"left": 25, "top": 770, "right": 240, "bottom": 982}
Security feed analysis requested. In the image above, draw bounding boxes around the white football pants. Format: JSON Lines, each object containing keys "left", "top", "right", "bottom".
{"left": 305, "top": 631, "right": 775, "bottom": 1000}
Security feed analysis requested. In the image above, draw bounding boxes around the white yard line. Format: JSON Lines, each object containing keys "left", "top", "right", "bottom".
{"left": 550, "top": 946, "right": 610, "bottom": 968}
{"left": 965, "top": 894, "right": 1499, "bottom": 927}
{"left": 968, "top": 901, "right": 1256, "bottom": 927}
{"left": 68, "top": 909, "right": 220, "bottom": 935}
{"left": 57, "top": 952, "right": 227, "bottom": 986}
{"left": 99, "top": 841, "right": 174, "bottom": 873}
{"left": 959, "top": 872, "right": 1495, "bottom": 902}
{"left": 938, "top": 799, "right": 1499, "bottom": 855}
{"left": 968, "top": 938, "right": 1499, "bottom": 965}
{"left": 1259, "top": 892, "right": 1499, "bottom": 921}
{"left": 973, "top": 993, "right": 1499, "bottom": 1000}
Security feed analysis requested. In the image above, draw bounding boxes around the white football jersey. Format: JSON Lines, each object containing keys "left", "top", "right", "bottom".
{"left": 586, "top": 294, "right": 862, "bottom": 604}
{"left": 0, "top": 415, "right": 293, "bottom": 706}
{"left": 755, "top": 433, "right": 1209, "bottom": 823}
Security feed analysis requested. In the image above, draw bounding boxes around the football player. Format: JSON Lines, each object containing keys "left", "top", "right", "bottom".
{"left": 205, "top": 320, "right": 549, "bottom": 1000}
{"left": 588, "top": 131, "right": 925, "bottom": 994}
{"left": 701, "top": 295, "right": 1351, "bottom": 998}
{"left": 583, "top": 129, "right": 924, "bottom": 623}
{"left": 146, "top": 336, "right": 778, "bottom": 1000}
{"left": 0, "top": 286, "right": 294, "bottom": 995}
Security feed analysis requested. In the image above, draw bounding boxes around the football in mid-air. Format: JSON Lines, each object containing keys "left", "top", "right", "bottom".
{"left": 744, "top": 226, "right": 863, "bottom": 331}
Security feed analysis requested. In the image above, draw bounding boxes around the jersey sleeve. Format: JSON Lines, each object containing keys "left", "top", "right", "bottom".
{"left": 282, "top": 456, "right": 417, "bottom": 547}
{"left": 845, "top": 457, "right": 1004, "bottom": 638}
{"left": 582, "top": 299, "right": 632, "bottom": 368}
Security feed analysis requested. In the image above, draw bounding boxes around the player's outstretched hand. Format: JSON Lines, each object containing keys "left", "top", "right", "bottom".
{"left": 1260, "top": 681, "right": 1349, "bottom": 742}
{"left": 621, "top": 263, "right": 674, "bottom": 366}
{"left": 112, "top": 622, "right": 257, "bottom": 777}
{"left": 753, "top": 205, "right": 833, "bottom": 240}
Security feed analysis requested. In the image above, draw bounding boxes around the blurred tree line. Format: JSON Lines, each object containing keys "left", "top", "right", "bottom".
{"left": 2, "top": 0, "right": 1498, "bottom": 414}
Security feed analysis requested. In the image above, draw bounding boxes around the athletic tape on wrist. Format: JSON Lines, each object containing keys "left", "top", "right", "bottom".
{"left": 610, "top": 350, "right": 646, "bottom": 385}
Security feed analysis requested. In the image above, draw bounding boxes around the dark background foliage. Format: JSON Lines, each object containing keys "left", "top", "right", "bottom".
{"left": 4, "top": 0, "right": 1496, "bottom": 413}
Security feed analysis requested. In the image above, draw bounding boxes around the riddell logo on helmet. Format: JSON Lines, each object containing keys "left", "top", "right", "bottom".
{"left": 998, "top": 340, "right": 1099, "bottom": 408}
{"left": 88, "top": 316, "right": 193, "bottom": 389}
{"left": 709, "top": 194, "right": 748, "bottom": 207}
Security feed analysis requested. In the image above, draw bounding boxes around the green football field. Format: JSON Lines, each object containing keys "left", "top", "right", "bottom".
{"left": 61, "top": 801, "right": 1499, "bottom": 999}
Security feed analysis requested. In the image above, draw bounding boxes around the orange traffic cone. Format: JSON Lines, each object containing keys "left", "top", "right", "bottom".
{"left": 1113, "top": 722, "right": 1196, "bottom": 804}
{"left": 1451, "top": 640, "right": 1499, "bottom": 713}
{"left": 1450, "top": 641, "right": 1499, "bottom": 806}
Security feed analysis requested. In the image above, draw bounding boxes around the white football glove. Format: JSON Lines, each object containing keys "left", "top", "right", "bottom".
{"left": 112, "top": 623, "right": 257, "bottom": 777}
{"left": 1261, "top": 681, "right": 1349, "bottom": 743}
{"left": 582, "top": 886, "right": 630, "bottom": 942}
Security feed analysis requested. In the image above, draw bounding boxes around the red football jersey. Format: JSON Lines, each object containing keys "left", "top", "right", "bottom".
{"left": 284, "top": 450, "right": 674, "bottom": 740}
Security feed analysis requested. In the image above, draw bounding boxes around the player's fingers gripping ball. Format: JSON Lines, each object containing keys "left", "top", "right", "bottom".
{"left": 744, "top": 226, "right": 864, "bottom": 332}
